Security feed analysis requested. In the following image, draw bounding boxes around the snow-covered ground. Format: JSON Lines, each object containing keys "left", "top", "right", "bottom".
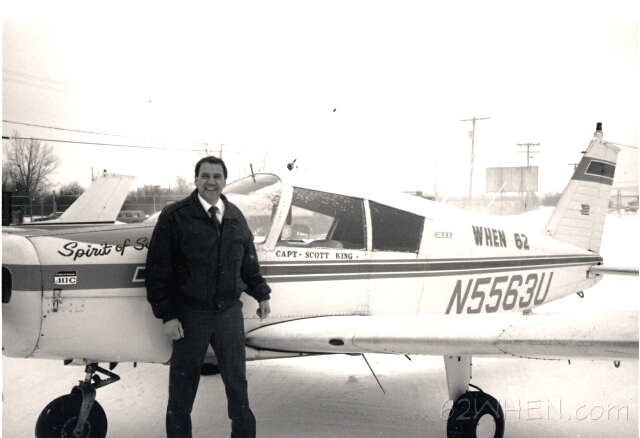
{"left": 2, "top": 212, "right": 638, "bottom": 437}
{"left": 2, "top": 353, "right": 637, "bottom": 437}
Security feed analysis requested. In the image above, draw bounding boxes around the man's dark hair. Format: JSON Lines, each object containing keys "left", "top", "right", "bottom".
{"left": 195, "top": 156, "right": 228, "bottom": 180}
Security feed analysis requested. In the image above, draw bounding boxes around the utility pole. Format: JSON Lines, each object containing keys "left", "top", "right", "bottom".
{"left": 516, "top": 143, "right": 540, "bottom": 214}
{"left": 434, "top": 160, "right": 439, "bottom": 200}
{"left": 517, "top": 143, "right": 540, "bottom": 167}
{"left": 218, "top": 143, "right": 224, "bottom": 159}
{"left": 460, "top": 117, "right": 489, "bottom": 209}
{"left": 153, "top": 185, "right": 160, "bottom": 214}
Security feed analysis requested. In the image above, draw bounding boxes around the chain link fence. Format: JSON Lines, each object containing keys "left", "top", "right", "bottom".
{"left": 7, "top": 193, "right": 187, "bottom": 222}
{"left": 9, "top": 194, "right": 80, "bottom": 221}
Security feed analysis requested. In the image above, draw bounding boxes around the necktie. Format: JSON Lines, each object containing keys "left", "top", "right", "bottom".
{"left": 208, "top": 206, "right": 221, "bottom": 233}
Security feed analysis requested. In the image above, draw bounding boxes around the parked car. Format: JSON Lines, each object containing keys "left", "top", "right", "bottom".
{"left": 33, "top": 212, "right": 65, "bottom": 222}
{"left": 117, "top": 210, "right": 147, "bottom": 223}
{"left": 625, "top": 201, "right": 639, "bottom": 213}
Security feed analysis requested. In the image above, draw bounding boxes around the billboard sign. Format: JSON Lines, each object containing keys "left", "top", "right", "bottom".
{"left": 486, "top": 166, "right": 538, "bottom": 193}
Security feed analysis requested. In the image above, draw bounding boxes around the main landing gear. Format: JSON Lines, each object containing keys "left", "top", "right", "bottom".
{"left": 444, "top": 355, "right": 505, "bottom": 438}
{"left": 35, "top": 363, "right": 120, "bottom": 438}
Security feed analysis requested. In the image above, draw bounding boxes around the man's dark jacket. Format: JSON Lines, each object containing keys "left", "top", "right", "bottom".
{"left": 145, "top": 190, "right": 271, "bottom": 322}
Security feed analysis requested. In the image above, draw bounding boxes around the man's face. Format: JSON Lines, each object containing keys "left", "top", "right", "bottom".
{"left": 195, "top": 162, "right": 227, "bottom": 205}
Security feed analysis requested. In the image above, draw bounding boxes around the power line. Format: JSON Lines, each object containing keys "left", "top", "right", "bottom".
{"left": 3, "top": 69, "right": 84, "bottom": 89}
{"left": 2, "top": 77, "right": 80, "bottom": 95}
{"left": 3, "top": 119, "right": 170, "bottom": 142}
{"left": 2, "top": 136, "right": 265, "bottom": 155}
{"left": 3, "top": 69, "right": 84, "bottom": 95}
{"left": 2, "top": 136, "right": 200, "bottom": 152}
{"left": 2, "top": 120, "right": 241, "bottom": 150}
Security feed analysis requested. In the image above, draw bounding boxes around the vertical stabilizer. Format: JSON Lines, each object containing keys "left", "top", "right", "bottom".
{"left": 543, "top": 124, "right": 619, "bottom": 253}
{"left": 58, "top": 173, "right": 135, "bottom": 223}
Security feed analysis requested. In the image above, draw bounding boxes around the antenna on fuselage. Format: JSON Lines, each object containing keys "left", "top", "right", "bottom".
{"left": 362, "top": 354, "right": 386, "bottom": 394}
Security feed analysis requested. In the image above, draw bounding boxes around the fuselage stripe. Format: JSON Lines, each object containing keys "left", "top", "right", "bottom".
{"left": 264, "top": 262, "right": 597, "bottom": 283}
{"left": 15, "top": 254, "right": 601, "bottom": 290}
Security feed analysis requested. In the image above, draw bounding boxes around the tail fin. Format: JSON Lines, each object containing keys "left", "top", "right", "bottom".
{"left": 58, "top": 173, "right": 135, "bottom": 223}
{"left": 543, "top": 123, "right": 619, "bottom": 253}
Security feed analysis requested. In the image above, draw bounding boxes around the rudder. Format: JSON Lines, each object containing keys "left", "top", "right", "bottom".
{"left": 543, "top": 123, "right": 619, "bottom": 253}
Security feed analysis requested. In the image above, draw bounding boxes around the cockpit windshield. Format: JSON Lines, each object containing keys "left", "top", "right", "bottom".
{"left": 223, "top": 174, "right": 282, "bottom": 243}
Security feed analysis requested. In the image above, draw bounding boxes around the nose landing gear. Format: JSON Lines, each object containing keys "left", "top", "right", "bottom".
{"left": 35, "top": 363, "right": 119, "bottom": 438}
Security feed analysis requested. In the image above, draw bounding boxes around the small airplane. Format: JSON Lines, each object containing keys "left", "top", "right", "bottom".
{"left": 2, "top": 123, "right": 637, "bottom": 438}
{"left": 4, "top": 171, "right": 135, "bottom": 233}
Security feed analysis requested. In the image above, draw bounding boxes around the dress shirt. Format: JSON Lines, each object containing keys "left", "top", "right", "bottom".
{"left": 197, "top": 193, "right": 225, "bottom": 223}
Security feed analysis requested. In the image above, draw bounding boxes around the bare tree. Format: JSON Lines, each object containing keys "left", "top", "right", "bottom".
{"left": 59, "top": 181, "right": 85, "bottom": 197}
{"left": 2, "top": 162, "right": 15, "bottom": 191}
{"left": 174, "top": 175, "right": 193, "bottom": 195}
{"left": 3, "top": 131, "right": 60, "bottom": 219}
{"left": 89, "top": 166, "right": 101, "bottom": 182}
{"left": 257, "top": 146, "right": 270, "bottom": 172}
{"left": 240, "top": 146, "right": 271, "bottom": 178}
{"left": 199, "top": 143, "right": 224, "bottom": 158}
{"left": 55, "top": 181, "right": 85, "bottom": 213}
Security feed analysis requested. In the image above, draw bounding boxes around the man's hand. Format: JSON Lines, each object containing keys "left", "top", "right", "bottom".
{"left": 164, "top": 318, "right": 184, "bottom": 340}
{"left": 256, "top": 300, "right": 271, "bottom": 319}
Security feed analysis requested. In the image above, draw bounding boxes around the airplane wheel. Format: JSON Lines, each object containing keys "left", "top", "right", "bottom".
{"left": 447, "top": 391, "right": 504, "bottom": 438}
{"left": 35, "top": 393, "right": 107, "bottom": 438}
{"left": 201, "top": 362, "right": 220, "bottom": 376}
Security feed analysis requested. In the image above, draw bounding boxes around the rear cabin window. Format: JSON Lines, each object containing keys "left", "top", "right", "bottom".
{"left": 369, "top": 201, "right": 424, "bottom": 253}
{"left": 279, "top": 188, "right": 366, "bottom": 250}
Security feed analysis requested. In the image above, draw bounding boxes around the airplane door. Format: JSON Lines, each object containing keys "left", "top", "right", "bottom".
{"left": 264, "top": 187, "right": 370, "bottom": 318}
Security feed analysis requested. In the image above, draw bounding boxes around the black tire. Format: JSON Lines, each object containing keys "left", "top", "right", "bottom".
{"left": 35, "top": 393, "right": 107, "bottom": 438}
{"left": 200, "top": 362, "right": 220, "bottom": 376}
{"left": 447, "top": 391, "right": 504, "bottom": 438}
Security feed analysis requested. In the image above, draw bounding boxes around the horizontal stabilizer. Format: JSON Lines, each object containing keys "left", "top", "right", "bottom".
{"left": 590, "top": 265, "right": 639, "bottom": 277}
{"left": 246, "top": 311, "right": 638, "bottom": 360}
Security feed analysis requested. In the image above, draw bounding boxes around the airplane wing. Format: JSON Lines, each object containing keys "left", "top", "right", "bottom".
{"left": 245, "top": 310, "right": 638, "bottom": 360}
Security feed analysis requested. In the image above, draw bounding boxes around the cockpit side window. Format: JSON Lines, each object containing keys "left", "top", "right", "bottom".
{"left": 369, "top": 201, "right": 424, "bottom": 252}
{"left": 279, "top": 188, "right": 366, "bottom": 250}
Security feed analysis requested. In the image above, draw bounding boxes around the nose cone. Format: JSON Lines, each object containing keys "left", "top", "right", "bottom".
{"left": 2, "top": 234, "right": 43, "bottom": 358}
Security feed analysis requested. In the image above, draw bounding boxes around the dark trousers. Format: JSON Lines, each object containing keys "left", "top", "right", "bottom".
{"left": 166, "top": 301, "right": 256, "bottom": 438}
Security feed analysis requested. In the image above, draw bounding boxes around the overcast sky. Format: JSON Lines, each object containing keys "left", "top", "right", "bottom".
{"left": 3, "top": 1, "right": 638, "bottom": 196}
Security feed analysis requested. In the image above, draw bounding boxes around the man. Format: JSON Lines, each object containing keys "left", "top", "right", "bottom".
{"left": 146, "top": 156, "right": 271, "bottom": 438}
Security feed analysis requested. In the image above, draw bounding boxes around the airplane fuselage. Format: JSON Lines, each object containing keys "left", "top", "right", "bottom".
{"left": 2, "top": 188, "right": 601, "bottom": 365}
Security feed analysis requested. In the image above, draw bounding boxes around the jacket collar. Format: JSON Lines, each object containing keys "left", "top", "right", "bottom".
{"left": 188, "top": 190, "right": 242, "bottom": 223}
